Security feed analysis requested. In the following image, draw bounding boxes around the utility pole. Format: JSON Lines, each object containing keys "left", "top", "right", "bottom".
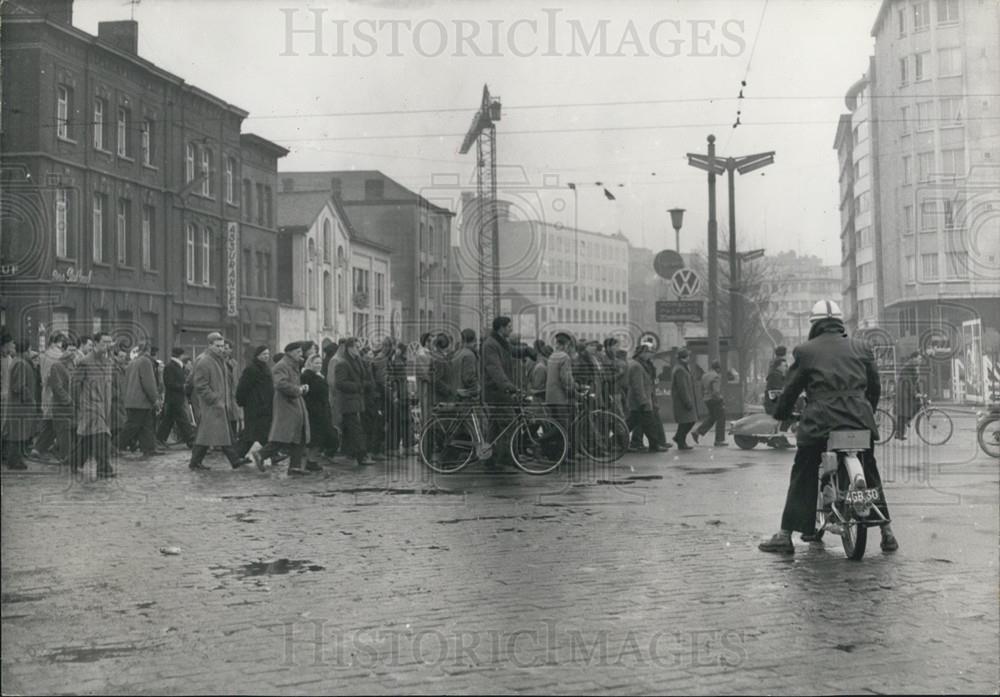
{"left": 687, "top": 135, "right": 721, "bottom": 363}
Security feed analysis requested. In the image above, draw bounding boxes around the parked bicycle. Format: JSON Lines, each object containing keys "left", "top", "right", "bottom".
{"left": 878, "top": 392, "right": 953, "bottom": 445}
{"left": 419, "top": 391, "right": 568, "bottom": 475}
{"left": 572, "top": 387, "right": 629, "bottom": 463}
{"left": 977, "top": 403, "right": 1000, "bottom": 459}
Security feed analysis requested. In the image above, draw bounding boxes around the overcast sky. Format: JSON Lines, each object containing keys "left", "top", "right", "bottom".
{"left": 76, "top": 0, "right": 882, "bottom": 265}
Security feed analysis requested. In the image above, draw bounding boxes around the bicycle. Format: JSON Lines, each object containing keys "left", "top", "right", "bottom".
{"left": 419, "top": 391, "right": 569, "bottom": 475}
{"left": 977, "top": 403, "right": 1000, "bottom": 459}
{"left": 571, "top": 388, "right": 629, "bottom": 463}
{"left": 875, "top": 393, "right": 953, "bottom": 445}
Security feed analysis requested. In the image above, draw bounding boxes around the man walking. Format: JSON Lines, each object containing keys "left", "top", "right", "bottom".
{"left": 189, "top": 333, "right": 247, "bottom": 471}
{"left": 235, "top": 345, "right": 273, "bottom": 458}
{"left": 693, "top": 359, "right": 727, "bottom": 447}
{"left": 117, "top": 342, "right": 163, "bottom": 459}
{"left": 254, "top": 342, "right": 311, "bottom": 475}
{"left": 71, "top": 332, "right": 116, "bottom": 478}
{"left": 157, "top": 347, "right": 195, "bottom": 448}
{"left": 670, "top": 348, "right": 699, "bottom": 450}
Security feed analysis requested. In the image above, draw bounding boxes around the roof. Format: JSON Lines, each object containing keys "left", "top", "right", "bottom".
{"left": 276, "top": 190, "right": 393, "bottom": 254}
{"left": 240, "top": 133, "right": 289, "bottom": 158}
{"left": 279, "top": 170, "right": 454, "bottom": 216}
{"left": 870, "top": 0, "right": 894, "bottom": 37}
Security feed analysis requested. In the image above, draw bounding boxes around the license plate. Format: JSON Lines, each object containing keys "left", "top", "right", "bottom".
{"left": 845, "top": 488, "right": 880, "bottom": 505}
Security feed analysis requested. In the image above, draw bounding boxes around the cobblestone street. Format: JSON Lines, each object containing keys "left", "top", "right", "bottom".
{"left": 2, "top": 416, "right": 998, "bottom": 694}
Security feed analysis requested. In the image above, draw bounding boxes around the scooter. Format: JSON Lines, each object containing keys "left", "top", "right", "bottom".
{"left": 729, "top": 412, "right": 796, "bottom": 450}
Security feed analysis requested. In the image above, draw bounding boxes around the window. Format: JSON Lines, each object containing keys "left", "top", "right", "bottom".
{"left": 308, "top": 268, "right": 316, "bottom": 309}
{"left": 942, "top": 199, "right": 956, "bottom": 229}
{"left": 899, "top": 57, "right": 908, "bottom": 85}
{"left": 946, "top": 252, "right": 969, "bottom": 278}
{"left": 141, "top": 119, "right": 153, "bottom": 165}
{"left": 200, "top": 147, "right": 213, "bottom": 197}
{"left": 852, "top": 122, "right": 868, "bottom": 145}
{"left": 856, "top": 226, "right": 872, "bottom": 249}
{"left": 921, "top": 253, "right": 939, "bottom": 280}
{"left": 916, "top": 101, "right": 934, "bottom": 131}
{"left": 921, "top": 200, "right": 941, "bottom": 231}
{"left": 201, "top": 227, "right": 211, "bottom": 286}
{"left": 913, "top": 1, "right": 929, "bottom": 30}
{"left": 940, "top": 97, "right": 964, "bottom": 126}
{"left": 264, "top": 186, "right": 273, "bottom": 226}
{"left": 897, "top": 8, "right": 906, "bottom": 35}
{"left": 374, "top": 271, "right": 385, "bottom": 308}
{"left": 323, "top": 272, "right": 333, "bottom": 327}
{"left": 92, "top": 193, "right": 105, "bottom": 263}
{"left": 857, "top": 262, "right": 873, "bottom": 285}
{"left": 242, "top": 179, "right": 252, "bottom": 221}
{"left": 902, "top": 155, "right": 912, "bottom": 184}
{"left": 914, "top": 51, "right": 929, "bottom": 81}
{"left": 322, "top": 220, "right": 331, "bottom": 262}
{"left": 117, "top": 107, "right": 130, "bottom": 157}
{"left": 352, "top": 267, "right": 370, "bottom": 296}
{"left": 364, "top": 179, "right": 384, "bottom": 200}
{"left": 57, "top": 85, "right": 71, "bottom": 140}
{"left": 941, "top": 148, "right": 965, "bottom": 177}
{"left": 116, "top": 198, "right": 129, "bottom": 266}
{"left": 186, "top": 224, "right": 196, "bottom": 283}
{"left": 937, "top": 0, "right": 959, "bottom": 23}
{"left": 225, "top": 157, "right": 235, "bottom": 203}
{"left": 255, "top": 183, "right": 264, "bottom": 224}
{"left": 93, "top": 98, "right": 108, "bottom": 150}
{"left": 854, "top": 191, "right": 871, "bottom": 214}
{"left": 186, "top": 143, "right": 196, "bottom": 183}
{"left": 918, "top": 151, "right": 935, "bottom": 181}
{"left": 55, "top": 189, "right": 69, "bottom": 258}
{"left": 899, "top": 106, "right": 910, "bottom": 134}
{"left": 938, "top": 47, "right": 962, "bottom": 77}
{"left": 141, "top": 205, "right": 154, "bottom": 271}
{"left": 904, "top": 205, "right": 914, "bottom": 234}
{"left": 242, "top": 248, "right": 253, "bottom": 295}
{"left": 854, "top": 155, "right": 870, "bottom": 179}
{"left": 260, "top": 252, "right": 271, "bottom": 297}
{"left": 905, "top": 255, "right": 916, "bottom": 283}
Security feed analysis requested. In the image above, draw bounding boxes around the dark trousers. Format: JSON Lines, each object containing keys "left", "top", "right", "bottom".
{"left": 52, "top": 416, "right": 73, "bottom": 463}
{"left": 189, "top": 444, "right": 241, "bottom": 468}
{"left": 629, "top": 408, "right": 663, "bottom": 449}
{"left": 674, "top": 421, "right": 695, "bottom": 446}
{"left": 340, "top": 412, "right": 367, "bottom": 463}
{"left": 73, "top": 433, "right": 112, "bottom": 473}
{"left": 2, "top": 437, "right": 27, "bottom": 468}
{"left": 549, "top": 404, "right": 575, "bottom": 458}
{"left": 34, "top": 419, "right": 57, "bottom": 454}
{"left": 257, "top": 441, "right": 304, "bottom": 469}
{"left": 780, "top": 441, "right": 890, "bottom": 533}
{"left": 156, "top": 400, "right": 195, "bottom": 446}
{"left": 485, "top": 399, "right": 515, "bottom": 464}
{"left": 366, "top": 395, "right": 386, "bottom": 455}
{"left": 696, "top": 400, "right": 726, "bottom": 443}
{"left": 388, "top": 397, "right": 412, "bottom": 452}
{"left": 118, "top": 408, "right": 156, "bottom": 454}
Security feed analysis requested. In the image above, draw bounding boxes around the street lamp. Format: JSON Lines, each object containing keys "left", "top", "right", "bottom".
{"left": 668, "top": 208, "right": 685, "bottom": 252}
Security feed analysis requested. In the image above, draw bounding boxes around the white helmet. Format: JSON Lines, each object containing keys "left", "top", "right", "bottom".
{"left": 808, "top": 299, "right": 844, "bottom": 323}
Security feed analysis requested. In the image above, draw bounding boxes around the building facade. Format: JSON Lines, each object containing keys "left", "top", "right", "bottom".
{"left": 276, "top": 191, "right": 392, "bottom": 348}
{"left": 0, "top": 0, "right": 287, "bottom": 369}
{"left": 277, "top": 171, "right": 452, "bottom": 343}
{"left": 835, "top": 0, "right": 1000, "bottom": 400}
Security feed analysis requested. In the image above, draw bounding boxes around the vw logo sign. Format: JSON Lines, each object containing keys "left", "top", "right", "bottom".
{"left": 671, "top": 268, "right": 702, "bottom": 298}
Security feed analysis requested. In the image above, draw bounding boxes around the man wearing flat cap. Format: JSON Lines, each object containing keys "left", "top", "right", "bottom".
{"left": 188, "top": 332, "right": 247, "bottom": 470}
{"left": 253, "top": 342, "right": 310, "bottom": 474}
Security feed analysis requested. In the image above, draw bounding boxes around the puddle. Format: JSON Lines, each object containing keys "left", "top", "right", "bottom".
{"left": 626, "top": 475, "right": 663, "bottom": 481}
{"left": 45, "top": 643, "right": 154, "bottom": 663}
{"left": 213, "top": 559, "right": 325, "bottom": 579}
{"left": 1, "top": 592, "right": 47, "bottom": 604}
{"left": 680, "top": 467, "right": 729, "bottom": 475}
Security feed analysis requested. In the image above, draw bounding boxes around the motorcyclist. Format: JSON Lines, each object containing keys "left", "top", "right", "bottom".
{"left": 758, "top": 300, "right": 898, "bottom": 554}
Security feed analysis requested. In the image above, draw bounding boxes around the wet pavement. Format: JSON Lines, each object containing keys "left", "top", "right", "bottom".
{"left": 2, "top": 414, "right": 997, "bottom": 694}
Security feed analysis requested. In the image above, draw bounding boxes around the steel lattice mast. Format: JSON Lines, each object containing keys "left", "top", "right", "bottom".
{"left": 459, "top": 85, "right": 502, "bottom": 336}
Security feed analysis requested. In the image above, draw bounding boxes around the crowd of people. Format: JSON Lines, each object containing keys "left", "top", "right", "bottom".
{"left": 0, "top": 316, "right": 739, "bottom": 477}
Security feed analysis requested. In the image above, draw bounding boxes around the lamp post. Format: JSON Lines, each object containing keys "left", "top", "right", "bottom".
{"left": 668, "top": 208, "right": 685, "bottom": 252}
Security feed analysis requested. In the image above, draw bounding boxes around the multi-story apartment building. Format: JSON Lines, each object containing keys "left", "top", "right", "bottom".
{"left": 834, "top": 0, "right": 1000, "bottom": 399}
{"left": 764, "top": 254, "right": 842, "bottom": 346}
{"left": 455, "top": 199, "right": 630, "bottom": 344}
{"left": 277, "top": 171, "right": 453, "bottom": 343}
{"left": 275, "top": 191, "right": 392, "bottom": 348}
{"left": 0, "top": 0, "right": 287, "bottom": 365}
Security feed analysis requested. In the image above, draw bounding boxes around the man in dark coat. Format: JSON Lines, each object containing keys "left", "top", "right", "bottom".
{"left": 253, "top": 342, "right": 311, "bottom": 475}
{"left": 156, "top": 347, "right": 195, "bottom": 448}
{"left": 626, "top": 340, "right": 670, "bottom": 453}
{"left": 235, "top": 345, "right": 274, "bottom": 458}
{"left": 759, "top": 300, "right": 897, "bottom": 554}
{"left": 481, "top": 316, "right": 533, "bottom": 467}
{"left": 670, "top": 349, "right": 699, "bottom": 450}
{"left": 2, "top": 341, "right": 38, "bottom": 470}
{"left": 301, "top": 352, "right": 331, "bottom": 471}
{"left": 450, "top": 329, "right": 480, "bottom": 398}
{"left": 70, "top": 332, "right": 116, "bottom": 478}
{"left": 330, "top": 338, "right": 374, "bottom": 467}
{"left": 117, "top": 342, "right": 163, "bottom": 458}
{"left": 189, "top": 333, "right": 247, "bottom": 471}
{"left": 894, "top": 351, "right": 923, "bottom": 441}
{"left": 110, "top": 342, "right": 129, "bottom": 451}
{"left": 46, "top": 341, "right": 78, "bottom": 468}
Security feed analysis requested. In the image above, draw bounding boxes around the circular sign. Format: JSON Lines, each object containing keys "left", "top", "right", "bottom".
{"left": 671, "top": 268, "right": 702, "bottom": 297}
{"left": 653, "top": 249, "right": 685, "bottom": 280}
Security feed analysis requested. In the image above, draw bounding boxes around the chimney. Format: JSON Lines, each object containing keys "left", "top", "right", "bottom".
{"left": 98, "top": 20, "right": 138, "bottom": 54}
{"left": 4, "top": 0, "right": 73, "bottom": 24}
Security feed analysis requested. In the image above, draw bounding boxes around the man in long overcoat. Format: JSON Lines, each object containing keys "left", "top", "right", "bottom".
{"left": 331, "top": 338, "right": 373, "bottom": 467}
{"left": 189, "top": 332, "right": 245, "bottom": 471}
{"left": 254, "top": 342, "right": 310, "bottom": 475}
{"left": 670, "top": 348, "right": 700, "bottom": 450}
{"left": 627, "top": 340, "right": 670, "bottom": 452}
{"left": 71, "top": 332, "right": 116, "bottom": 477}
{"left": 235, "top": 345, "right": 274, "bottom": 458}
{"left": 2, "top": 341, "right": 39, "bottom": 470}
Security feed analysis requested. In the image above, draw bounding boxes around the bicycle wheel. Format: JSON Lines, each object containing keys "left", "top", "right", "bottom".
{"left": 509, "top": 416, "right": 568, "bottom": 475}
{"left": 874, "top": 408, "right": 894, "bottom": 444}
{"left": 418, "top": 416, "right": 475, "bottom": 474}
{"left": 976, "top": 415, "right": 1000, "bottom": 458}
{"left": 575, "top": 410, "right": 629, "bottom": 463}
{"left": 915, "top": 408, "right": 953, "bottom": 446}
